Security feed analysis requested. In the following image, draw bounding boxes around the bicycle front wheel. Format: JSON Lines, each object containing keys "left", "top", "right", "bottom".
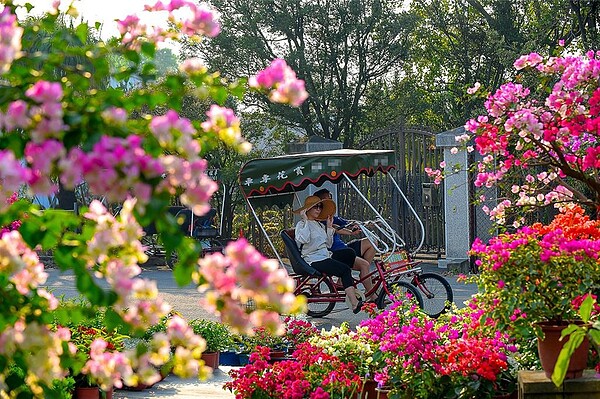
{"left": 377, "top": 280, "right": 423, "bottom": 311}
{"left": 411, "top": 273, "right": 453, "bottom": 318}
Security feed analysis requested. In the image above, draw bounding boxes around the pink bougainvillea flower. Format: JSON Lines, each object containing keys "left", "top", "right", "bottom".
{"left": 250, "top": 58, "right": 309, "bottom": 107}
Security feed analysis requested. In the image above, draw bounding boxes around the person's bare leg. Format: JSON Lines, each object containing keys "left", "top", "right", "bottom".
{"left": 360, "top": 238, "right": 376, "bottom": 264}
{"left": 354, "top": 257, "right": 376, "bottom": 301}
{"left": 344, "top": 286, "right": 360, "bottom": 309}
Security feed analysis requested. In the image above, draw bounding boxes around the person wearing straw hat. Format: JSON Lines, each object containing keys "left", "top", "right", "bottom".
{"left": 314, "top": 188, "right": 377, "bottom": 302}
{"left": 294, "top": 195, "right": 364, "bottom": 314}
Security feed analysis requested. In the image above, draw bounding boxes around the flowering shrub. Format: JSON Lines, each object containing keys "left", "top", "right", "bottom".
{"left": 242, "top": 326, "right": 289, "bottom": 353}
{"left": 0, "top": 192, "right": 20, "bottom": 236}
{"left": 189, "top": 319, "right": 233, "bottom": 352}
{"left": 283, "top": 316, "right": 319, "bottom": 348}
{"left": 225, "top": 344, "right": 361, "bottom": 399}
{"left": 0, "top": 0, "right": 307, "bottom": 396}
{"left": 427, "top": 50, "right": 600, "bottom": 224}
{"left": 309, "top": 322, "right": 375, "bottom": 378}
{"left": 359, "top": 299, "right": 515, "bottom": 399}
{"left": 470, "top": 204, "right": 600, "bottom": 341}
{"left": 66, "top": 324, "right": 127, "bottom": 387}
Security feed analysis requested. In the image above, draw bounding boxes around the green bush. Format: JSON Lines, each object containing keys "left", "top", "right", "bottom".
{"left": 189, "top": 319, "right": 233, "bottom": 352}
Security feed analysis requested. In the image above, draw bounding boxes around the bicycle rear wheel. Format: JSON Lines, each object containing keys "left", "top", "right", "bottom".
{"left": 300, "top": 277, "right": 336, "bottom": 318}
{"left": 377, "top": 280, "right": 423, "bottom": 311}
{"left": 411, "top": 273, "right": 453, "bottom": 318}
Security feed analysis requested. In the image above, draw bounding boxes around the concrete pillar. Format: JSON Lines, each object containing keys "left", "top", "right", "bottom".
{"left": 436, "top": 127, "right": 470, "bottom": 271}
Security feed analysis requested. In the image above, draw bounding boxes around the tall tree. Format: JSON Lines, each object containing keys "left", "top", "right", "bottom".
{"left": 359, "top": 0, "right": 600, "bottom": 136}
{"left": 181, "top": 0, "right": 417, "bottom": 147}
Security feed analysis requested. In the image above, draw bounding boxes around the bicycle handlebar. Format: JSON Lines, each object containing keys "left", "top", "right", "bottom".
{"left": 342, "top": 218, "right": 406, "bottom": 258}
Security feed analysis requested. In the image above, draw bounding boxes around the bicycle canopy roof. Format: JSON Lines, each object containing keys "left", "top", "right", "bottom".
{"left": 238, "top": 149, "right": 396, "bottom": 201}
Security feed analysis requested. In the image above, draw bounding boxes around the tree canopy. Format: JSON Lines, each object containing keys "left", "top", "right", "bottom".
{"left": 182, "top": 0, "right": 417, "bottom": 147}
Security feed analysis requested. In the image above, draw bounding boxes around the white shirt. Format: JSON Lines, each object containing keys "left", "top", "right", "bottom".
{"left": 295, "top": 219, "right": 334, "bottom": 264}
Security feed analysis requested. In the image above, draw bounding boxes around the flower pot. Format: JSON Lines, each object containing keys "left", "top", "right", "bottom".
{"left": 238, "top": 353, "right": 250, "bottom": 365}
{"left": 536, "top": 321, "right": 589, "bottom": 380}
{"left": 219, "top": 351, "right": 241, "bottom": 366}
{"left": 100, "top": 388, "right": 113, "bottom": 399}
{"left": 268, "top": 350, "right": 287, "bottom": 363}
{"left": 201, "top": 351, "right": 220, "bottom": 369}
{"left": 124, "top": 382, "right": 153, "bottom": 391}
{"left": 375, "top": 386, "right": 392, "bottom": 399}
{"left": 74, "top": 386, "right": 99, "bottom": 399}
{"left": 360, "top": 379, "right": 378, "bottom": 399}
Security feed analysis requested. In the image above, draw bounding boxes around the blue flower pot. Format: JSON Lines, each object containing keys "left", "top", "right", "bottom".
{"left": 219, "top": 351, "right": 240, "bottom": 366}
{"left": 238, "top": 353, "right": 250, "bottom": 365}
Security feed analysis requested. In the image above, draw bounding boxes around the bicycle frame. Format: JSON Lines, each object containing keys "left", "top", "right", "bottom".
{"left": 291, "top": 259, "right": 422, "bottom": 304}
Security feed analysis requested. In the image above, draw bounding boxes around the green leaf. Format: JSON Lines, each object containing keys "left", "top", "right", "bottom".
{"left": 19, "top": 219, "right": 47, "bottom": 248}
{"left": 53, "top": 307, "right": 87, "bottom": 326}
{"left": 141, "top": 41, "right": 156, "bottom": 58}
{"left": 560, "top": 324, "right": 580, "bottom": 338}
{"left": 124, "top": 49, "right": 140, "bottom": 64}
{"left": 552, "top": 329, "right": 586, "bottom": 387}
{"left": 75, "top": 23, "right": 89, "bottom": 45}
{"left": 164, "top": 74, "right": 185, "bottom": 91}
{"left": 589, "top": 329, "right": 600, "bottom": 345}
{"left": 579, "top": 295, "right": 594, "bottom": 322}
{"left": 211, "top": 86, "right": 228, "bottom": 105}
{"left": 173, "top": 259, "right": 193, "bottom": 286}
{"left": 103, "top": 308, "right": 124, "bottom": 331}
{"left": 229, "top": 79, "right": 247, "bottom": 99}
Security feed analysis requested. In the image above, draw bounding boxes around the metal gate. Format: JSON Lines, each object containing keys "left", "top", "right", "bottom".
{"left": 339, "top": 123, "right": 445, "bottom": 257}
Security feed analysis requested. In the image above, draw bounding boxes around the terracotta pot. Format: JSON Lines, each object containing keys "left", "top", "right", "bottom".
{"left": 74, "top": 386, "right": 99, "bottom": 399}
{"left": 100, "top": 388, "right": 113, "bottom": 399}
{"left": 536, "top": 320, "right": 589, "bottom": 380}
{"left": 360, "top": 379, "right": 378, "bottom": 399}
{"left": 201, "top": 351, "right": 220, "bottom": 369}
{"left": 375, "top": 386, "right": 391, "bottom": 399}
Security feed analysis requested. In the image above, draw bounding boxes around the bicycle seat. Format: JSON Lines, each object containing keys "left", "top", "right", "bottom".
{"left": 280, "top": 229, "right": 322, "bottom": 277}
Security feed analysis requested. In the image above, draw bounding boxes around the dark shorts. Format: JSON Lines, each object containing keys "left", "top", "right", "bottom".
{"left": 348, "top": 240, "right": 362, "bottom": 258}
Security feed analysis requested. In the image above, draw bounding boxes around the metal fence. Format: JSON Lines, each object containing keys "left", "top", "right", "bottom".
{"left": 350, "top": 124, "right": 445, "bottom": 256}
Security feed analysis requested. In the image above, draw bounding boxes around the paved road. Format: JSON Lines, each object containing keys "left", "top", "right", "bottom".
{"left": 43, "top": 259, "right": 478, "bottom": 398}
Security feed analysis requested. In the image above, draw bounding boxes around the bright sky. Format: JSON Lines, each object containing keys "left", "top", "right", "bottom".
{"left": 16, "top": 0, "right": 170, "bottom": 40}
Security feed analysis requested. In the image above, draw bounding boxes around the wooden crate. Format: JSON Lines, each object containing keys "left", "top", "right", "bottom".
{"left": 518, "top": 370, "right": 600, "bottom": 399}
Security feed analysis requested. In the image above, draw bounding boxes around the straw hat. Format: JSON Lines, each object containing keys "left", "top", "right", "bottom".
{"left": 293, "top": 195, "right": 336, "bottom": 221}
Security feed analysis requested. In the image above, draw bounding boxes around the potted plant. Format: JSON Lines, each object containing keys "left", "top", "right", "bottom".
{"left": 552, "top": 294, "right": 600, "bottom": 386}
{"left": 360, "top": 298, "right": 515, "bottom": 399}
{"left": 189, "top": 319, "right": 234, "bottom": 369}
{"left": 283, "top": 316, "right": 318, "bottom": 352}
{"left": 225, "top": 344, "right": 362, "bottom": 398}
{"left": 309, "top": 322, "right": 375, "bottom": 378}
{"left": 244, "top": 326, "right": 289, "bottom": 362}
{"left": 470, "top": 203, "right": 600, "bottom": 379}
{"left": 66, "top": 322, "right": 127, "bottom": 399}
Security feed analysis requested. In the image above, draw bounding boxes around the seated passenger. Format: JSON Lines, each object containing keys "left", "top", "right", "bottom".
{"left": 314, "top": 188, "right": 376, "bottom": 301}
{"left": 294, "top": 195, "right": 364, "bottom": 313}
